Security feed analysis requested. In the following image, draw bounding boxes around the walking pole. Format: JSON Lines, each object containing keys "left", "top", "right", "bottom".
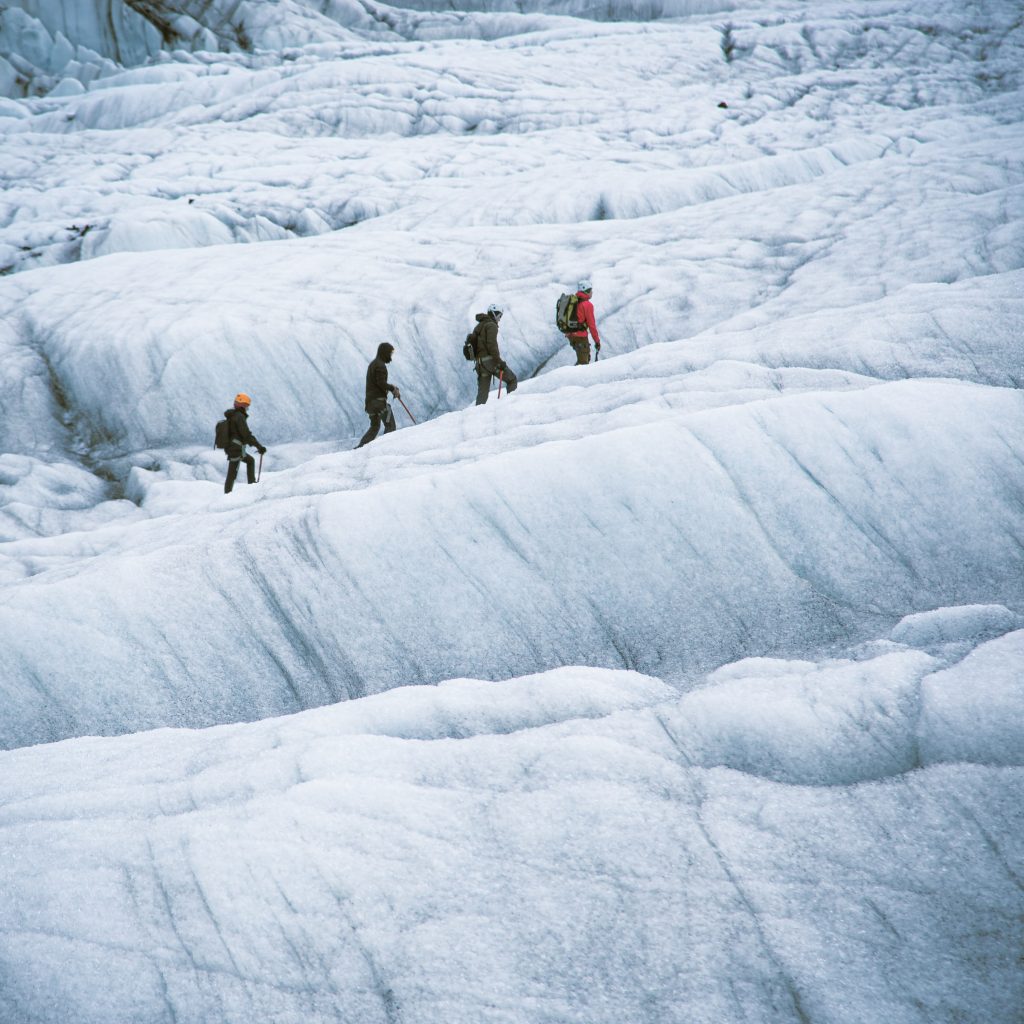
{"left": 497, "top": 370, "right": 504, "bottom": 399}
{"left": 397, "top": 396, "right": 417, "bottom": 423}
{"left": 257, "top": 451, "right": 263, "bottom": 482}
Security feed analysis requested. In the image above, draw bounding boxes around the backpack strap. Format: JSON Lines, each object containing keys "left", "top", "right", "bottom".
{"left": 472, "top": 320, "right": 486, "bottom": 358}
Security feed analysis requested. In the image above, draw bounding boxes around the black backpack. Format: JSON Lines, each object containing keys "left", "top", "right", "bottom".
{"left": 463, "top": 323, "right": 482, "bottom": 361}
{"left": 214, "top": 417, "right": 231, "bottom": 450}
{"left": 556, "top": 292, "right": 583, "bottom": 334}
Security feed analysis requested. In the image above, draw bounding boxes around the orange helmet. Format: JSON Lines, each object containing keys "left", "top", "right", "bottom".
{"left": 234, "top": 392, "right": 251, "bottom": 408}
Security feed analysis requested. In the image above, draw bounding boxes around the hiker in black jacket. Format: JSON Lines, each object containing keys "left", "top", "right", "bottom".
{"left": 472, "top": 304, "right": 518, "bottom": 406}
{"left": 356, "top": 342, "right": 401, "bottom": 448}
{"left": 223, "top": 393, "right": 266, "bottom": 493}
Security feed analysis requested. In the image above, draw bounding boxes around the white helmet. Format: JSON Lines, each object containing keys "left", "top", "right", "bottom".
{"left": 577, "top": 278, "right": 592, "bottom": 293}
{"left": 487, "top": 303, "right": 503, "bottom": 318}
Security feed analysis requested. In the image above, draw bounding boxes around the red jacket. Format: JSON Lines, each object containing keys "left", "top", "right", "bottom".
{"left": 569, "top": 291, "right": 600, "bottom": 343}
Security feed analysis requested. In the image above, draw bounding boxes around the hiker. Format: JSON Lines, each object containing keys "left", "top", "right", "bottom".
{"left": 565, "top": 279, "right": 601, "bottom": 365}
{"left": 471, "top": 303, "right": 518, "bottom": 406}
{"left": 222, "top": 393, "right": 266, "bottom": 494}
{"left": 356, "top": 342, "right": 401, "bottom": 448}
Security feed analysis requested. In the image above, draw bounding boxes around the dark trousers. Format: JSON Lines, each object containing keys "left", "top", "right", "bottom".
{"left": 475, "top": 357, "right": 518, "bottom": 405}
{"left": 357, "top": 402, "right": 396, "bottom": 447}
{"left": 224, "top": 451, "right": 256, "bottom": 493}
{"left": 569, "top": 335, "right": 591, "bottom": 365}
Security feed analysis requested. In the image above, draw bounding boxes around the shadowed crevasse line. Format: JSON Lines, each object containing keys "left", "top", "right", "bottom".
{"left": 13, "top": 314, "right": 131, "bottom": 500}
{"left": 318, "top": 865, "right": 404, "bottom": 1024}
{"left": 946, "top": 793, "right": 1024, "bottom": 896}
{"left": 237, "top": 535, "right": 339, "bottom": 707}
{"left": 681, "top": 421, "right": 862, "bottom": 620}
{"left": 652, "top": 713, "right": 813, "bottom": 1024}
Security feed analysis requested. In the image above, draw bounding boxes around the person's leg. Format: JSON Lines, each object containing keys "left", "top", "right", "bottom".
{"left": 475, "top": 370, "right": 492, "bottom": 406}
{"left": 244, "top": 453, "right": 257, "bottom": 484}
{"left": 383, "top": 405, "right": 397, "bottom": 434}
{"left": 357, "top": 413, "right": 383, "bottom": 448}
{"left": 224, "top": 457, "right": 240, "bottom": 493}
{"left": 571, "top": 337, "right": 590, "bottom": 365}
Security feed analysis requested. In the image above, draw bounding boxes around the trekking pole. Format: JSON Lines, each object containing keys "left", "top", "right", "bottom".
{"left": 257, "top": 451, "right": 263, "bottom": 482}
{"left": 497, "top": 370, "right": 504, "bottom": 399}
{"left": 397, "top": 396, "right": 417, "bottom": 423}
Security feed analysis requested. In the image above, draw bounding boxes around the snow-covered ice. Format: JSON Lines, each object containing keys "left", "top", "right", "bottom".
{"left": 1, "top": 0, "right": 1022, "bottom": 1020}
{"left": 1, "top": 649, "right": 1022, "bottom": 1023}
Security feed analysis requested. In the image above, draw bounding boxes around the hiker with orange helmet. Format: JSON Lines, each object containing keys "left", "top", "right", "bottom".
{"left": 222, "top": 393, "right": 266, "bottom": 493}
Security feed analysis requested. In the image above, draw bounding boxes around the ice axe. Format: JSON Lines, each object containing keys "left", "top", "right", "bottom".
{"left": 497, "top": 369, "right": 504, "bottom": 399}
{"left": 397, "top": 395, "right": 417, "bottom": 423}
{"left": 257, "top": 451, "right": 263, "bottom": 482}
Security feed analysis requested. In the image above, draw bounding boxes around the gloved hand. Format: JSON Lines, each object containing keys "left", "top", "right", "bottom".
{"left": 392, "top": 386, "right": 401, "bottom": 399}
{"left": 257, "top": 445, "right": 267, "bottom": 455}
{"left": 595, "top": 340, "right": 601, "bottom": 351}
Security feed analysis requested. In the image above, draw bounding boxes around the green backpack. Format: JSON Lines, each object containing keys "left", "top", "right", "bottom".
{"left": 555, "top": 292, "right": 583, "bottom": 334}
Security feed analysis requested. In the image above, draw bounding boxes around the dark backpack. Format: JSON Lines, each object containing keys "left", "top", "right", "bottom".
{"left": 463, "top": 322, "right": 483, "bottom": 361}
{"left": 556, "top": 292, "right": 583, "bottom": 334}
{"left": 214, "top": 417, "right": 231, "bottom": 450}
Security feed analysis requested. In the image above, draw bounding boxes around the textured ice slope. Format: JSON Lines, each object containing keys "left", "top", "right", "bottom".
{"left": 1, "top": 0, "right": 1023, "bottom": 1021}
{"left": 2, "top": 1, "right": 1021, "bottom": 274}
{"left": 0, "top": 0, "right": 1023, "bottom": 748}
{"left": 2, "top": 362, "right": 1024, "bottom": 748}
{"left": 1, "top": 631, "right": 1022, "bottom": 1024}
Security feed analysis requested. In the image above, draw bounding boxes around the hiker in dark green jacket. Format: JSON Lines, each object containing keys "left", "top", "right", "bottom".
{"left": 223, "top": 392, "right": 266, "bottom": 493}
{"left": 472, "top": 304, "right": 518, "bottom": 406}
{"left": 357, "top": 342, "right": 400, "bottom": 448}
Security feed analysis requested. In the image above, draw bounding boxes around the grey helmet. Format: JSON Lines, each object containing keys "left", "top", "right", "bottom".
{"left": 487, "top": 303, "right": 503, "bottom": 320}
{"left": 577, "top": 278, "right": 592, "bottom": 293}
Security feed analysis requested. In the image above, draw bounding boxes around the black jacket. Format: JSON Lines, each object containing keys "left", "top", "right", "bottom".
{"left": 365, "top": 346, "right": 397, "bottom": 410}
{"left": 225, "top": 408, "right": 262, "bottom": 450}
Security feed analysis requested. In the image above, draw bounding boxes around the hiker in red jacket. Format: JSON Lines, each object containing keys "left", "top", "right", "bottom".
{"left": 566, "top": 279, "right": 601, "bottom": 365}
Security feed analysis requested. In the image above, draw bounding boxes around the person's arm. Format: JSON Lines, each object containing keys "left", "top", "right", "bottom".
{"left": 583, "top": 300, "right": 601, "bottom": 346}
{"left": 237, "top": 417, "right": 266, "bottom": 453}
